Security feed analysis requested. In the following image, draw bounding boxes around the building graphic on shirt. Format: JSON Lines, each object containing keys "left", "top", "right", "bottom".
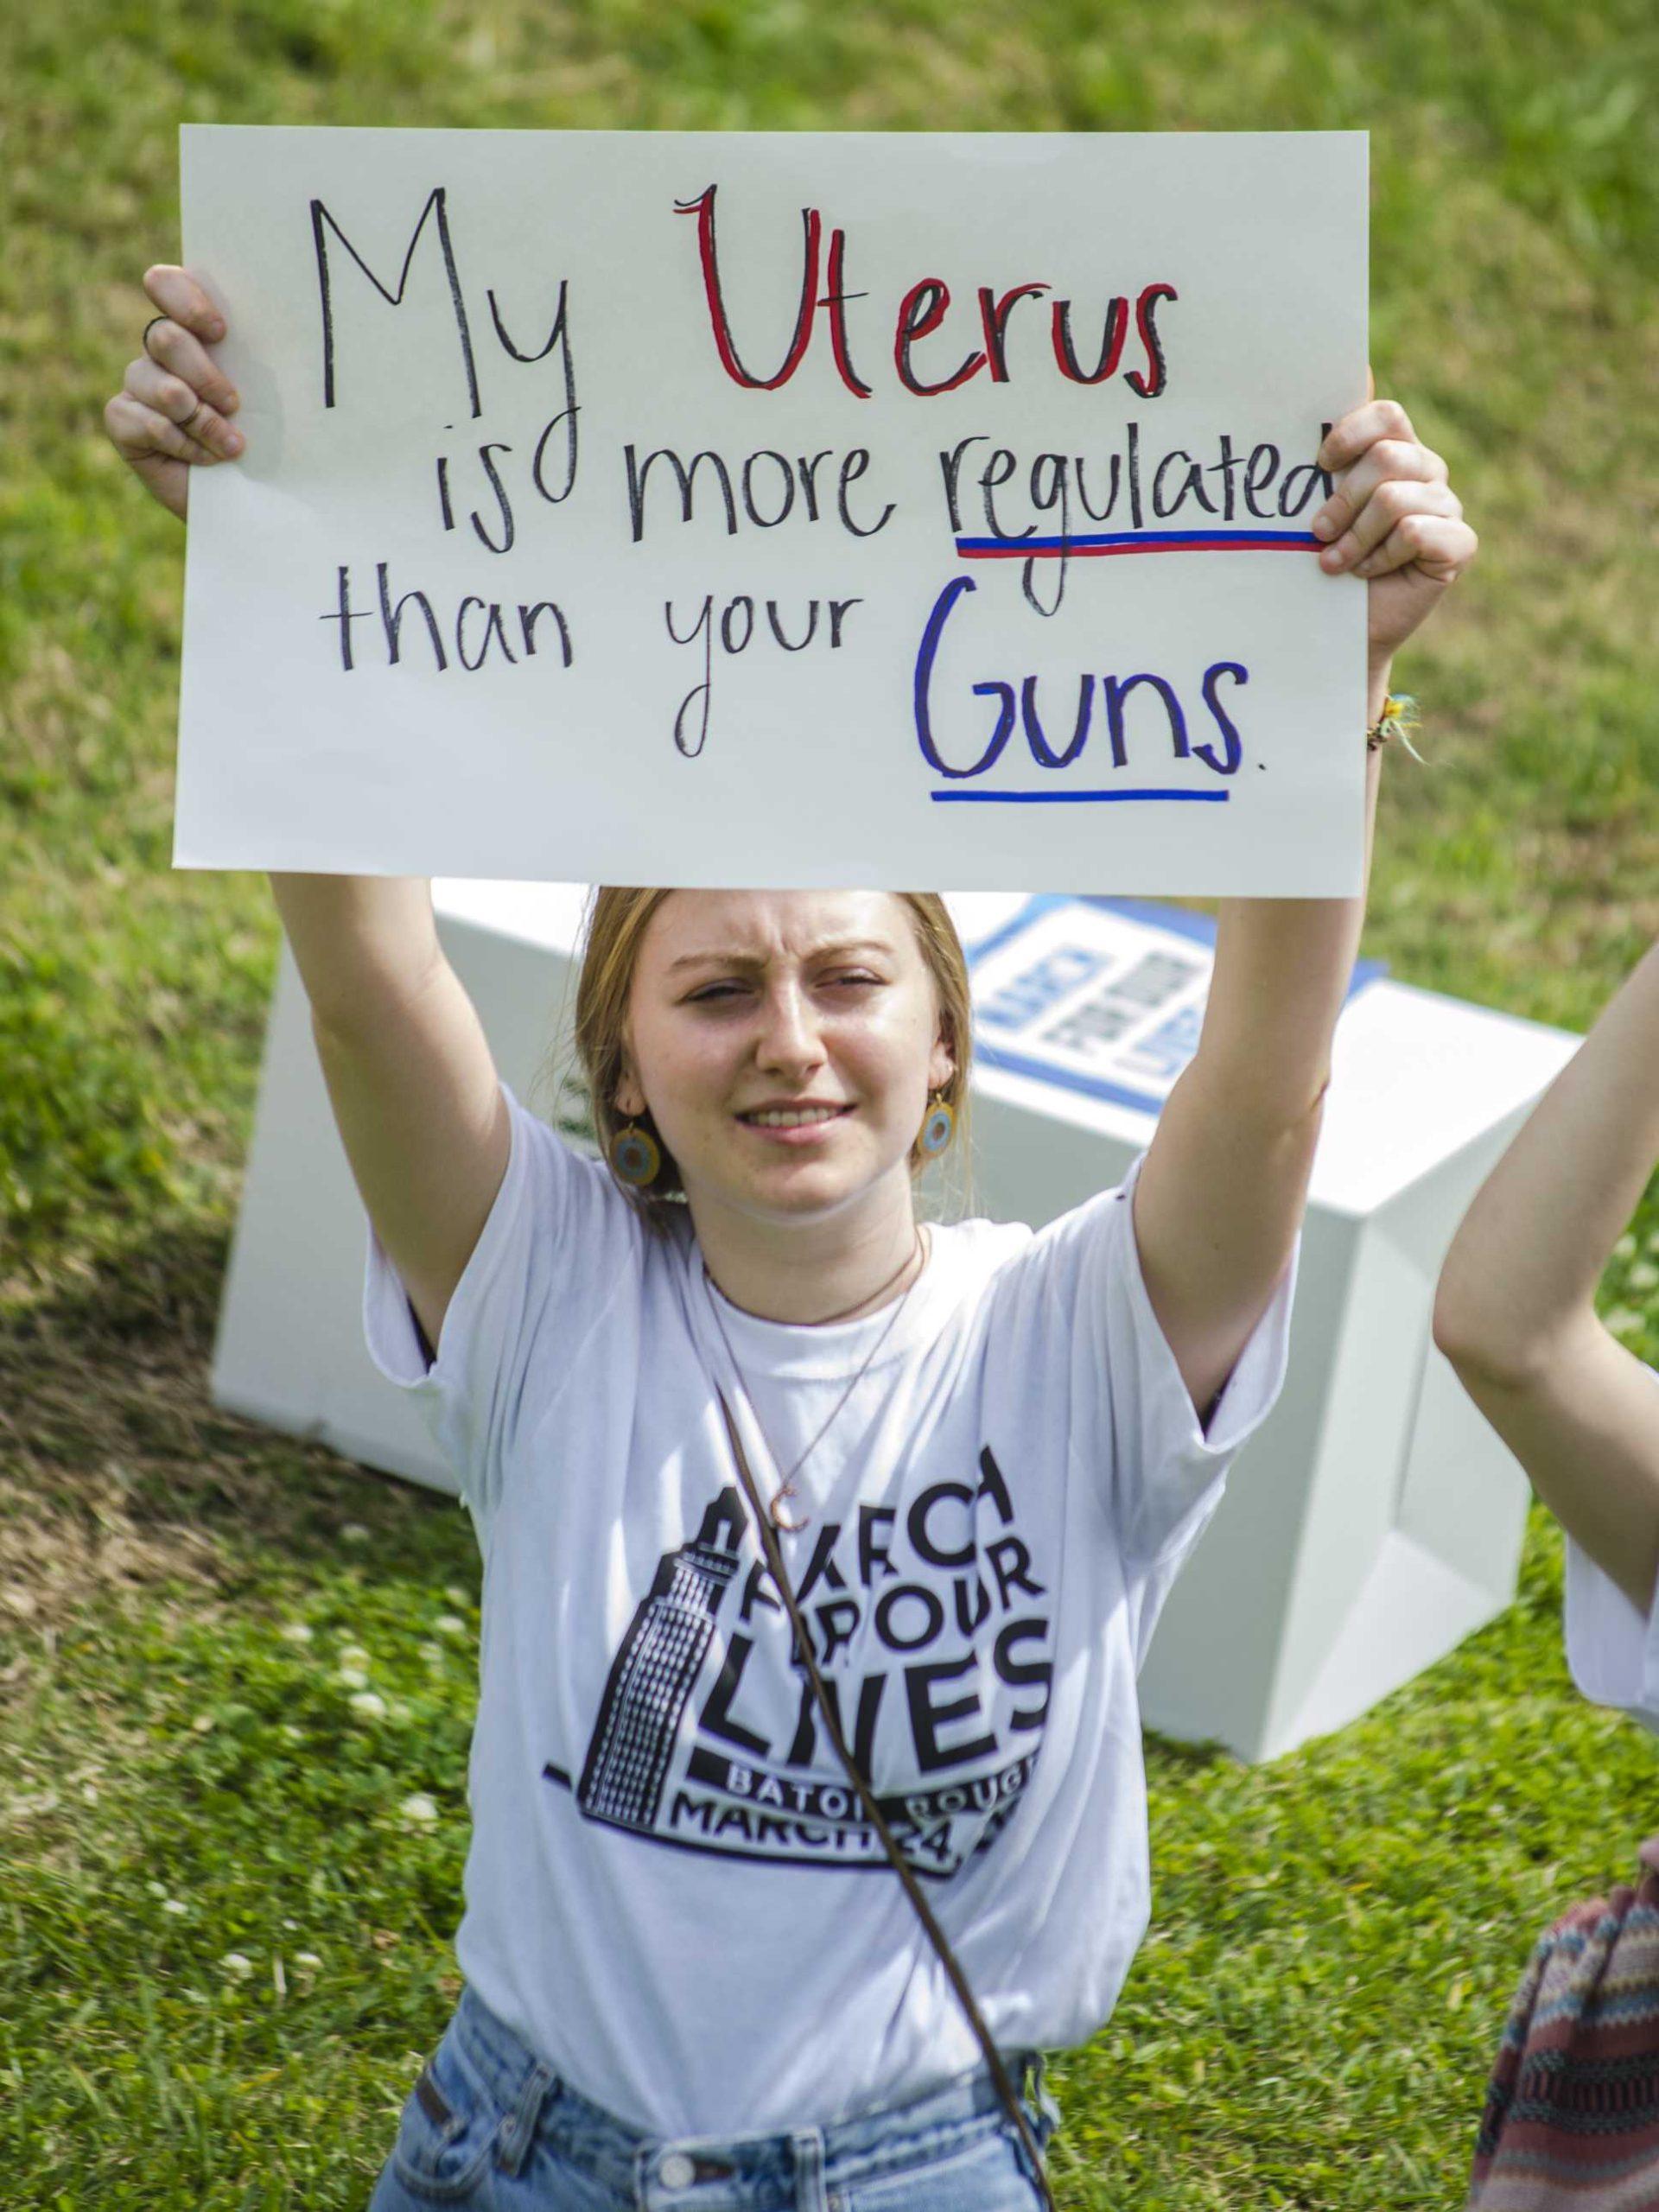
{"left": 550, "top": 1450, "right": 1054, "bottom": 1878}
{"left": 577, "top": 1490, "right": 747, "bottom": 1830}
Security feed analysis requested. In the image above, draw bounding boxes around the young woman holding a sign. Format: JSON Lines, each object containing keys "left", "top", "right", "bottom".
{"left": 109, "top": 270, "right": 1476, "bottom": 2212}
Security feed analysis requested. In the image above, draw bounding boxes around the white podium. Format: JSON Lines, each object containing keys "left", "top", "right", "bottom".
{"left": 213, "top": 886, "right": 1578, "bottom": 1761}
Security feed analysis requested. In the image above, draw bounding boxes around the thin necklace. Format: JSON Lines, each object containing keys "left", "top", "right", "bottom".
{"left": 709, "top": 1230, "right": 923, "bottom": 1329}
{"left": 702, "top": 1226, "right": 929, "bottom": 1533}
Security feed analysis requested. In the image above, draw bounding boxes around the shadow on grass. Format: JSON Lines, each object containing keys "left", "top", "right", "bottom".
{"left": 0, "top": 1213, "right": 463, "bottom": 1624}
{"left": 1142, "top": 1729, "right": 1235, "bottom": 1773}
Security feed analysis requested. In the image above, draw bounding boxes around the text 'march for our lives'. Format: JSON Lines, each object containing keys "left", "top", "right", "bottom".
{"left": 176, "top": 127, "right": 1369, "bottom": 892}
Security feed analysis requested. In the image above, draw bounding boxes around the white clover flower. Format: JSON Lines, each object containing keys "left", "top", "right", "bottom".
{"left": 146, "top": 1880, "right": 167, "bottom": 1899}
{"left": 81, "top": 1783, "right": 99, "bottom": 1804}
{"left": 341, "top": 1523, "right": 371, "bottom": 1545}
{"left": 349, "top": 1691, "right": 389, "bottom": 1720}
{"left": 221, "top": 1952, "right": 255, "bottom": 1980}
{"left": 435, "top": 1614, "right": 467, "bottom": 1639}
{"left": 399, "top": 1793, "right": 439, "bottom": 1827}
{"left": 283, "top": 1917, "right": 299, "bottom": 1932}
{"left": 163, "top": 1898, "right": 188, "bottom": 1917}
{"left": 443, "top": 1586, "right": 470, "bottom": 1608}
{"left": 338, "top": 1643, "right": 371, "bottom": 1667}
{"left": 1605, "top": 1306, "right": 1646, "bottom": 1340}
{"left": 280, "top": 1725, "right": 303, "bottom": 1745}
{"left": 336, "top": 1667, "right": 370, "bottom": 1692}
{"left": 294, "top": 1951, "right": 323, "bottom": 1975}
{"left": 191, "top": 1713, "right": 215, "bottom": 1734}
{"left": 1616, "top": 1234, "right": 1638, "bottom": 1262}
{"left": 1627, "top": 1260, "right": 1659, "bottom": 1294}
{"left": 279, "top": 1622, "right": 315, "bottom": 1645}
{"left": 419, "top": 1642, "right": 443, "bottom": 1667}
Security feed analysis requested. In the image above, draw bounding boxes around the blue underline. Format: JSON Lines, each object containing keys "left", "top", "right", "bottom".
{"left": 930, "top": 787, "right": 1233, "bottom": 805}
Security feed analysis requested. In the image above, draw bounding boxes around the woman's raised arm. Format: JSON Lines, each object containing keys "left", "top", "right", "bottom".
{"left": 1433, "top": 941, "right": 1659, "bottom": 1615}
{"left": 1133, "top": 392, "right": 1478, "bottom": 1421}
{"left": 106, "top": 267, "right": 509, "bottom": 1356}
{"left": 269, "top": 875, "right": 509, "bottom": 1357}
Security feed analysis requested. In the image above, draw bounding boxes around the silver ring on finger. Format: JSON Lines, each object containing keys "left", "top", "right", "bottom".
{"left": 143, "top": 315, "right": 170, "bottom": 362}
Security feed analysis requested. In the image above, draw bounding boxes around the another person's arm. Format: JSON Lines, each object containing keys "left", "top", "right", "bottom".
{"left": 1433, "top": 940, "right": 1659, "bottom": 1617}
{"left": 105, "top": 266, "right": 508, "bottom": 1353}
{"left": 1134, "top": 394, "right": 1478, "bottom": 1420}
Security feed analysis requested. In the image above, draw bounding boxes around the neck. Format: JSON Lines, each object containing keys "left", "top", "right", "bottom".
{"left": 690, "top": 1175, "right": 925, "bottom": 1326}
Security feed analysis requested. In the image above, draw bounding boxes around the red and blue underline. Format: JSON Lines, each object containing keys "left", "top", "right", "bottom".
{"left": 952, "top": 527, "right": 1320, "bottom": 561}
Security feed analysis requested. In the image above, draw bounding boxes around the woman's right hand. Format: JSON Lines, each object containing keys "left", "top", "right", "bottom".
{"left": 103, "top": 266, "right": 245, "bottom": 521}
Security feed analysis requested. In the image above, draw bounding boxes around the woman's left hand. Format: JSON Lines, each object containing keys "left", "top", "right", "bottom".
{"left": 1311, "top": 391, "right": 1478, "bottom": 687}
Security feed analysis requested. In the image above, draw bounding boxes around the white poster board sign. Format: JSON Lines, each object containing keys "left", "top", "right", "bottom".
{"left": 967, "top": 895, "right": 1384, "bottom": 1119}
{"left": 177, "top": 127, "right": 1368, "bottom": 891}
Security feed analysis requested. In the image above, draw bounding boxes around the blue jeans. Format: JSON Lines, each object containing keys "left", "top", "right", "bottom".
{"left": 369, "top": 1986, "right": 1062, "bottom": 2212}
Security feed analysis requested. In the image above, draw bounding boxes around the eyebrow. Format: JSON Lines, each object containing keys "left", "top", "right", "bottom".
{"left": 664, "top": 938, "right": 897, "bottom": 976}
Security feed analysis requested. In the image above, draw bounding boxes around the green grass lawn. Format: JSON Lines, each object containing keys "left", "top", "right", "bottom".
{"left": 3, "top": 1, "right": 1658, "bottom": 2204}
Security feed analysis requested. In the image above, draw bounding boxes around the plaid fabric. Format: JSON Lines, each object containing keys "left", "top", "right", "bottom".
{"left": 1468, "top": 1840, "right": 1659, "bottom": 2210}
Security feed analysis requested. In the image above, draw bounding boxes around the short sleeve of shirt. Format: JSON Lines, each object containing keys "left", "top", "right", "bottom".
{"left": 986, "top": 1154, "right": 1296, "bottom": 1587}
{"left": 362, "top": 1084, "right": 645, "bottom": 1527}
{"left": 1563, "top": 1535, "right": 1659, "bottom": 1738}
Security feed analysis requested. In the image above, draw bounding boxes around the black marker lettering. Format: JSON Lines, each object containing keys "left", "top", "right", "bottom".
{"left": 517, "top": 602, "right": 572, "bottom": 664}
{"left": 310, "top": 187, "right": 480, "bottom": 418}
{"left": 378, "top": 562, "right": 448, "bottom": 671}
{"left": 626, "top": 444, "right": 738, "bottom": 543}
{"left": 836, "top": 449, "right": 894, "bottom": 537}
{"left": 470, "top": 442, "right": 515, "bottom": 555}
{"left": 665, "top": 594, "right": 714, "bottom": 758}
{"left": 320, "top": 564, "right": 371, "bottom": 671}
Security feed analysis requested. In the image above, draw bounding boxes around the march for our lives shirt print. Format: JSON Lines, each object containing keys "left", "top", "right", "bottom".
{"left": 543, "top": 1449, "right": 1052, "bottom": 1878}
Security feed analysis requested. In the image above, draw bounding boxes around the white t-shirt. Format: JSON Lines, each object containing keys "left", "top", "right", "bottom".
{"left": 1562, "top": 1365, "right": 1659, "bottom": 1735}
{"left": 364, "top": 1084, "right": 1294, "bottom": 2137}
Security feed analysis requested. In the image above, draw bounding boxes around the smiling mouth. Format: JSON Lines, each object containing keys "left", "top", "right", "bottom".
{"left": 735, "top": 1105, "right": 854, "bottom": 1129}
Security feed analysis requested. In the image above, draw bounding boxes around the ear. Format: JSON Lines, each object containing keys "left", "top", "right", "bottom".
{"left": 613, "top": 1057, "right": 646, "bottom": 1122}
{"left": 928, "top": 1020, "right": 957, "bottom": 1095}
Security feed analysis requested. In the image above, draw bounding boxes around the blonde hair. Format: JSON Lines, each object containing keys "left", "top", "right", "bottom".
{"left": 571, "top": 888, "right": 973, "bottom": 1230}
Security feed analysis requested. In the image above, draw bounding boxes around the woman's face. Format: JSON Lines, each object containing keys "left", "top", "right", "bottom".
{"left": 619, "top": 890, "right": 954, "bottom": 1231}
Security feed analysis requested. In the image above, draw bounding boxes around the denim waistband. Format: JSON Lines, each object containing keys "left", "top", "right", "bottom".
{"left": 448, "top": 1985, "right": 1054, "bottom": 2212}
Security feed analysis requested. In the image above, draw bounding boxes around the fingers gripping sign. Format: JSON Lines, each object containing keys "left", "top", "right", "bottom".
{"left": 1308, "top": 385, "right": 1479, "bottom": 675}
{"left": 103, "top": 264, "right": 244, "bottom": 520}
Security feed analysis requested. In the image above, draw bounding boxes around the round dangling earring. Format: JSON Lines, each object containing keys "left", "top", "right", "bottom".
{"left": 611, "top": 1116, "right": 662, "bottom": 1187}
{"left": 919, "top": 1090, "right": 956, "bottom": 1157}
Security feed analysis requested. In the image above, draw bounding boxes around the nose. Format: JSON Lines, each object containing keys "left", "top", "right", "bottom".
{"left": 753, "top": 979, "right": 825, "bottom": 1078}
